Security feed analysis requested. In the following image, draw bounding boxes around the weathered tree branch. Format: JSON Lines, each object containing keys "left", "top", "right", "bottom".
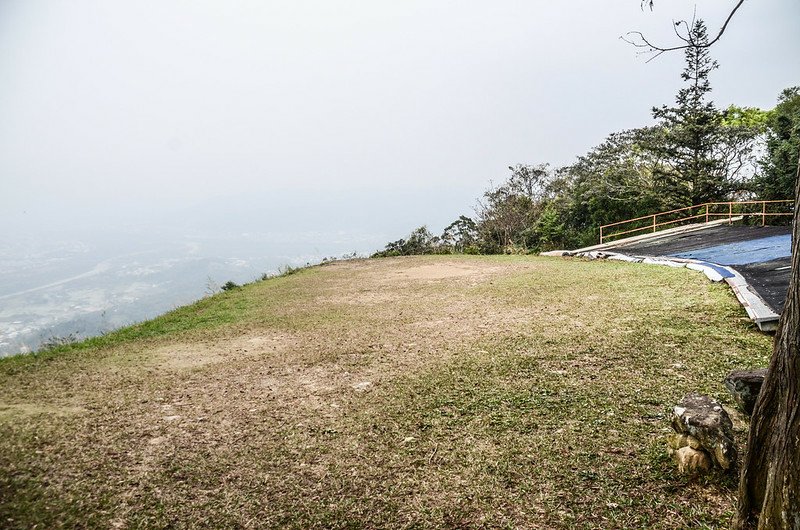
{"left": 622, "top": 0, "right": 745, "bottom": 62}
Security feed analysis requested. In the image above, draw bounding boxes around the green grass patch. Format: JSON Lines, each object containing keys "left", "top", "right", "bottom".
{"left": 0, "top": 256, "right": 772, "bottom": 528}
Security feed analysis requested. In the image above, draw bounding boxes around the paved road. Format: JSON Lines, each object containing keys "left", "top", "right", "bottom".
{"left": 607, "top": 225, "right": 792, "bottom": 313}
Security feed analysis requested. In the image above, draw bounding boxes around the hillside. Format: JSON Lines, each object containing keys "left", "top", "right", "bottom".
{"left": 0, "top": 255, "right": 772, "bottom": 528}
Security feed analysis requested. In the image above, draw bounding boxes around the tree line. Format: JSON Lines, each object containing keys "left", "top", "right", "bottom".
{"left": 374, "top": 21, "right": 799, "bottom": 257}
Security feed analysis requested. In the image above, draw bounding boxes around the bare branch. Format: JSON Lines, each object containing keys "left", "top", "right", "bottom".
{"left": 624, "top": 0, "right": 745, "bottom": 59}
{"left": 672, "top": 20, "right": 692, "bottom": 45}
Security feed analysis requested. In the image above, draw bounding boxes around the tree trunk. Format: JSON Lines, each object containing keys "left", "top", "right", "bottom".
{"left": 736, "top": 151, "right": 800, "bottom": 529}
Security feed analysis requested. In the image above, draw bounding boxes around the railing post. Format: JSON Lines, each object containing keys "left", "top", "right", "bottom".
{"left": 762, "top": 201, "right": 766, "bottom": 226}
{"left": 729, "top": 202, "right": 733, "bottom": 224}
{"left": 652, "top": 214, "right": 656, "bottom": 233}
{"left": 600, "top": 225, "right": 603, "bottom": 244}
{"left": 705, "top": 204, "right": 709, "bottom": 223}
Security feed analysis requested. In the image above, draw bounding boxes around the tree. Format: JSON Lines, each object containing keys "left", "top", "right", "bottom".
{"left": 718, "top": 105, "right": 770, "bottom": 197}
{"left": 404, "top": 226, "right": 436, "bottom": 254}
{"left": 650, "top": 20, "right": 726, "bottom": 208}
{"left": 624, "top": 0, "right": 745, "bottom": 61}
{"left": 630, "top": 3, "right": 800, "bottom": 527}
{"left": 506, "top": 163, "right": 551, "bottom": 201}
{"left": 571, "top": 128, "right": 665, "bottom": 219}
{"left": 737, "top": 155, "right": 800, "bottom": 529}
{"left": 552, "top": 127, "right": 667, "bottom": 246}
{"left": 475, "top": 164, "right": 551, "bottom": 253}
{"left": 532, "top": 202, "right": 566, "bottom": 250}
{"left": 753, "top": 87, "right": 800, "bottom": 201}
{"left": 441, "top": 216, "right": 478, "bottom": 253}
{"left": 372, "top": 225, "right": 438, "bottom": 257}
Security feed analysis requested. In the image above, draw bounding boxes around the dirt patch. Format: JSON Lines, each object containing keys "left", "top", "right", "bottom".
{"left": 0, "top": 403, "right": 86, "bottom": 419}
{"left": 153, "top": 331, "right": 297, "bottom": 370}
{"left": 395, "top": 263, "right": 480, "bottom": 280}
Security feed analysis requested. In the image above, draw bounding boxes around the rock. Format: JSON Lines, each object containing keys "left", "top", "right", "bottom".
{"left": 667, "top": 432, "right": 702, "bottom": 451}
{"left": 724, "top": 369, "right": 767, "bottom": 415}
{"left": 671, "top": 446, "right": 712, "bottom": 474}
{"left": 352, "top": 381, "right": 372, "bottom": 392}
{"left": 667, "top": 433, "right": 712, "bottom": 474}
{"left": 671, "top": 393, "right": 737, "bottom": 471}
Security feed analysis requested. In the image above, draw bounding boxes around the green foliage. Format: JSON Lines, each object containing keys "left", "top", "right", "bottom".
{"left": 372, "top": 225, "right": 439, "bottom": 257}
{"left": 554, "top": 127, "right": 666, "bottom": 245}
{"left": 650, "top": 20, "right": 727, "bottom": 208}
{"left": 441, "top": 216, "right": 478, "bottom": 253}
{"left": 721, "top": 105, "right": 770, "bottom": 129}
{"left": 717, "top": 105, "right": 770, "bottom": 195}
{"left": 475, "top": 164, "right": 551, "bottom": 253}
{"left": 404, "top": 226, "right": 437, "bottom": 254}
{"left": 373, "top": 36, "right": 783, "bottom": 254}
{"left": 752, "top": 87, "right": 800, "bottom": 200}
{"left": 220, "top": 281, "right": 240, "bottom": 291}
{"left": 373, "top": 219, "right": 482, "bottom": 257}
{"left": 533, "top": 202, "right": 566, "bottom": 250}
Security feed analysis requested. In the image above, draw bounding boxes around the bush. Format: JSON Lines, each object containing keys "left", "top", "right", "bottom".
{"left": 221, "top": 281, "right": 240, "bottom": 291}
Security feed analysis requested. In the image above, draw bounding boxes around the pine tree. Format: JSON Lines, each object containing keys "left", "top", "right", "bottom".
{"left": 651, "top": 20, "right": 725, "bottom": 208}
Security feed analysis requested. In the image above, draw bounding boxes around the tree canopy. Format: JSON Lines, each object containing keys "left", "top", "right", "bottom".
{"left": 752, "top": 87, "right": 800, "bottom": 201}
{"left": 375, "top": 24, "right": 790, "bottom": 257}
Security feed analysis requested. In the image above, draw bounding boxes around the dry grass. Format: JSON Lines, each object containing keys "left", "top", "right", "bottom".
{"left": 0, "top": 255, "right": 772, "bottom": 529}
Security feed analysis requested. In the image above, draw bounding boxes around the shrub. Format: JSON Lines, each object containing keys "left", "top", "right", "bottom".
{"left": 221, "top": 281, "right": 240, "bottom": 291}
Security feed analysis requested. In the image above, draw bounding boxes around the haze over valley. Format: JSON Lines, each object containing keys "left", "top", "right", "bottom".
{"left": 0, "top": 187, "right": 473, "bottom": 355}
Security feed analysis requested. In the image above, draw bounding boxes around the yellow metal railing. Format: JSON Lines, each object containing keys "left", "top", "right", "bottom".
{"left": 599, "top": 200, "right": 794, "bottom": 244}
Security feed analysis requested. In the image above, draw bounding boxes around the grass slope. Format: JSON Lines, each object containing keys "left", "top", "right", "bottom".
{"left": 0, "top": 255, "right": 771, "bottom": 529}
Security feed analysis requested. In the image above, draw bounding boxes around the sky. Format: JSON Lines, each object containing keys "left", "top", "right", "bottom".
{"left": 1, "top": 0, "right": 798, "bottom": 244}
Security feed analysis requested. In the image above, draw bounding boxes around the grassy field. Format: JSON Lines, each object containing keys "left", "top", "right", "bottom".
{"left": 0, "top": 255, "right": 772, "bottom": 529}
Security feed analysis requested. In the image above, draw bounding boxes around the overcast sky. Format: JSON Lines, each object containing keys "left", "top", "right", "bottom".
{"left": 1, "top": 0, "right": 798, "bottom": 244}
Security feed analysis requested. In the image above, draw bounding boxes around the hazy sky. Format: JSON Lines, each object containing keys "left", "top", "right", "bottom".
{"left": 1, "top": 0, "right": 798, "bottom": 244}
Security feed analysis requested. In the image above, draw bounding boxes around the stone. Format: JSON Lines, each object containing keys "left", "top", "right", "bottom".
{"left": 724, "top": 369, "right": 767, "bottom": 415}
{"left": 352, "top": 381, "right": 372, "bottom": 392}
{"left": 667, "top": 433, "right": 702, "bottom": 451}
{"left": 671, "top": 393, "right": 737, "bottom": 471}
{"left": 672, "top": 446, "right": 712, "bottom": 474}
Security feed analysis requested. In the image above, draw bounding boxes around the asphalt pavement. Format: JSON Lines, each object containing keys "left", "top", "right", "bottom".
{"left": 607, "top": 225, "right": 792, "bottom": 313}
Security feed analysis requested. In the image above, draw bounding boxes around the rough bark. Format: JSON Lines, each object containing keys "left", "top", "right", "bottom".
{"left": 736, "top": 152, "right": 800, "bottom": 529}
{"left": 725, "top": 369, "right": 768, "bottom": 416}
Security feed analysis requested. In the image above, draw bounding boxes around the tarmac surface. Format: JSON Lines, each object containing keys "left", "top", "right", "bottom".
{"left": 606, "top": 225, "right": 792, "bottom": 313}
